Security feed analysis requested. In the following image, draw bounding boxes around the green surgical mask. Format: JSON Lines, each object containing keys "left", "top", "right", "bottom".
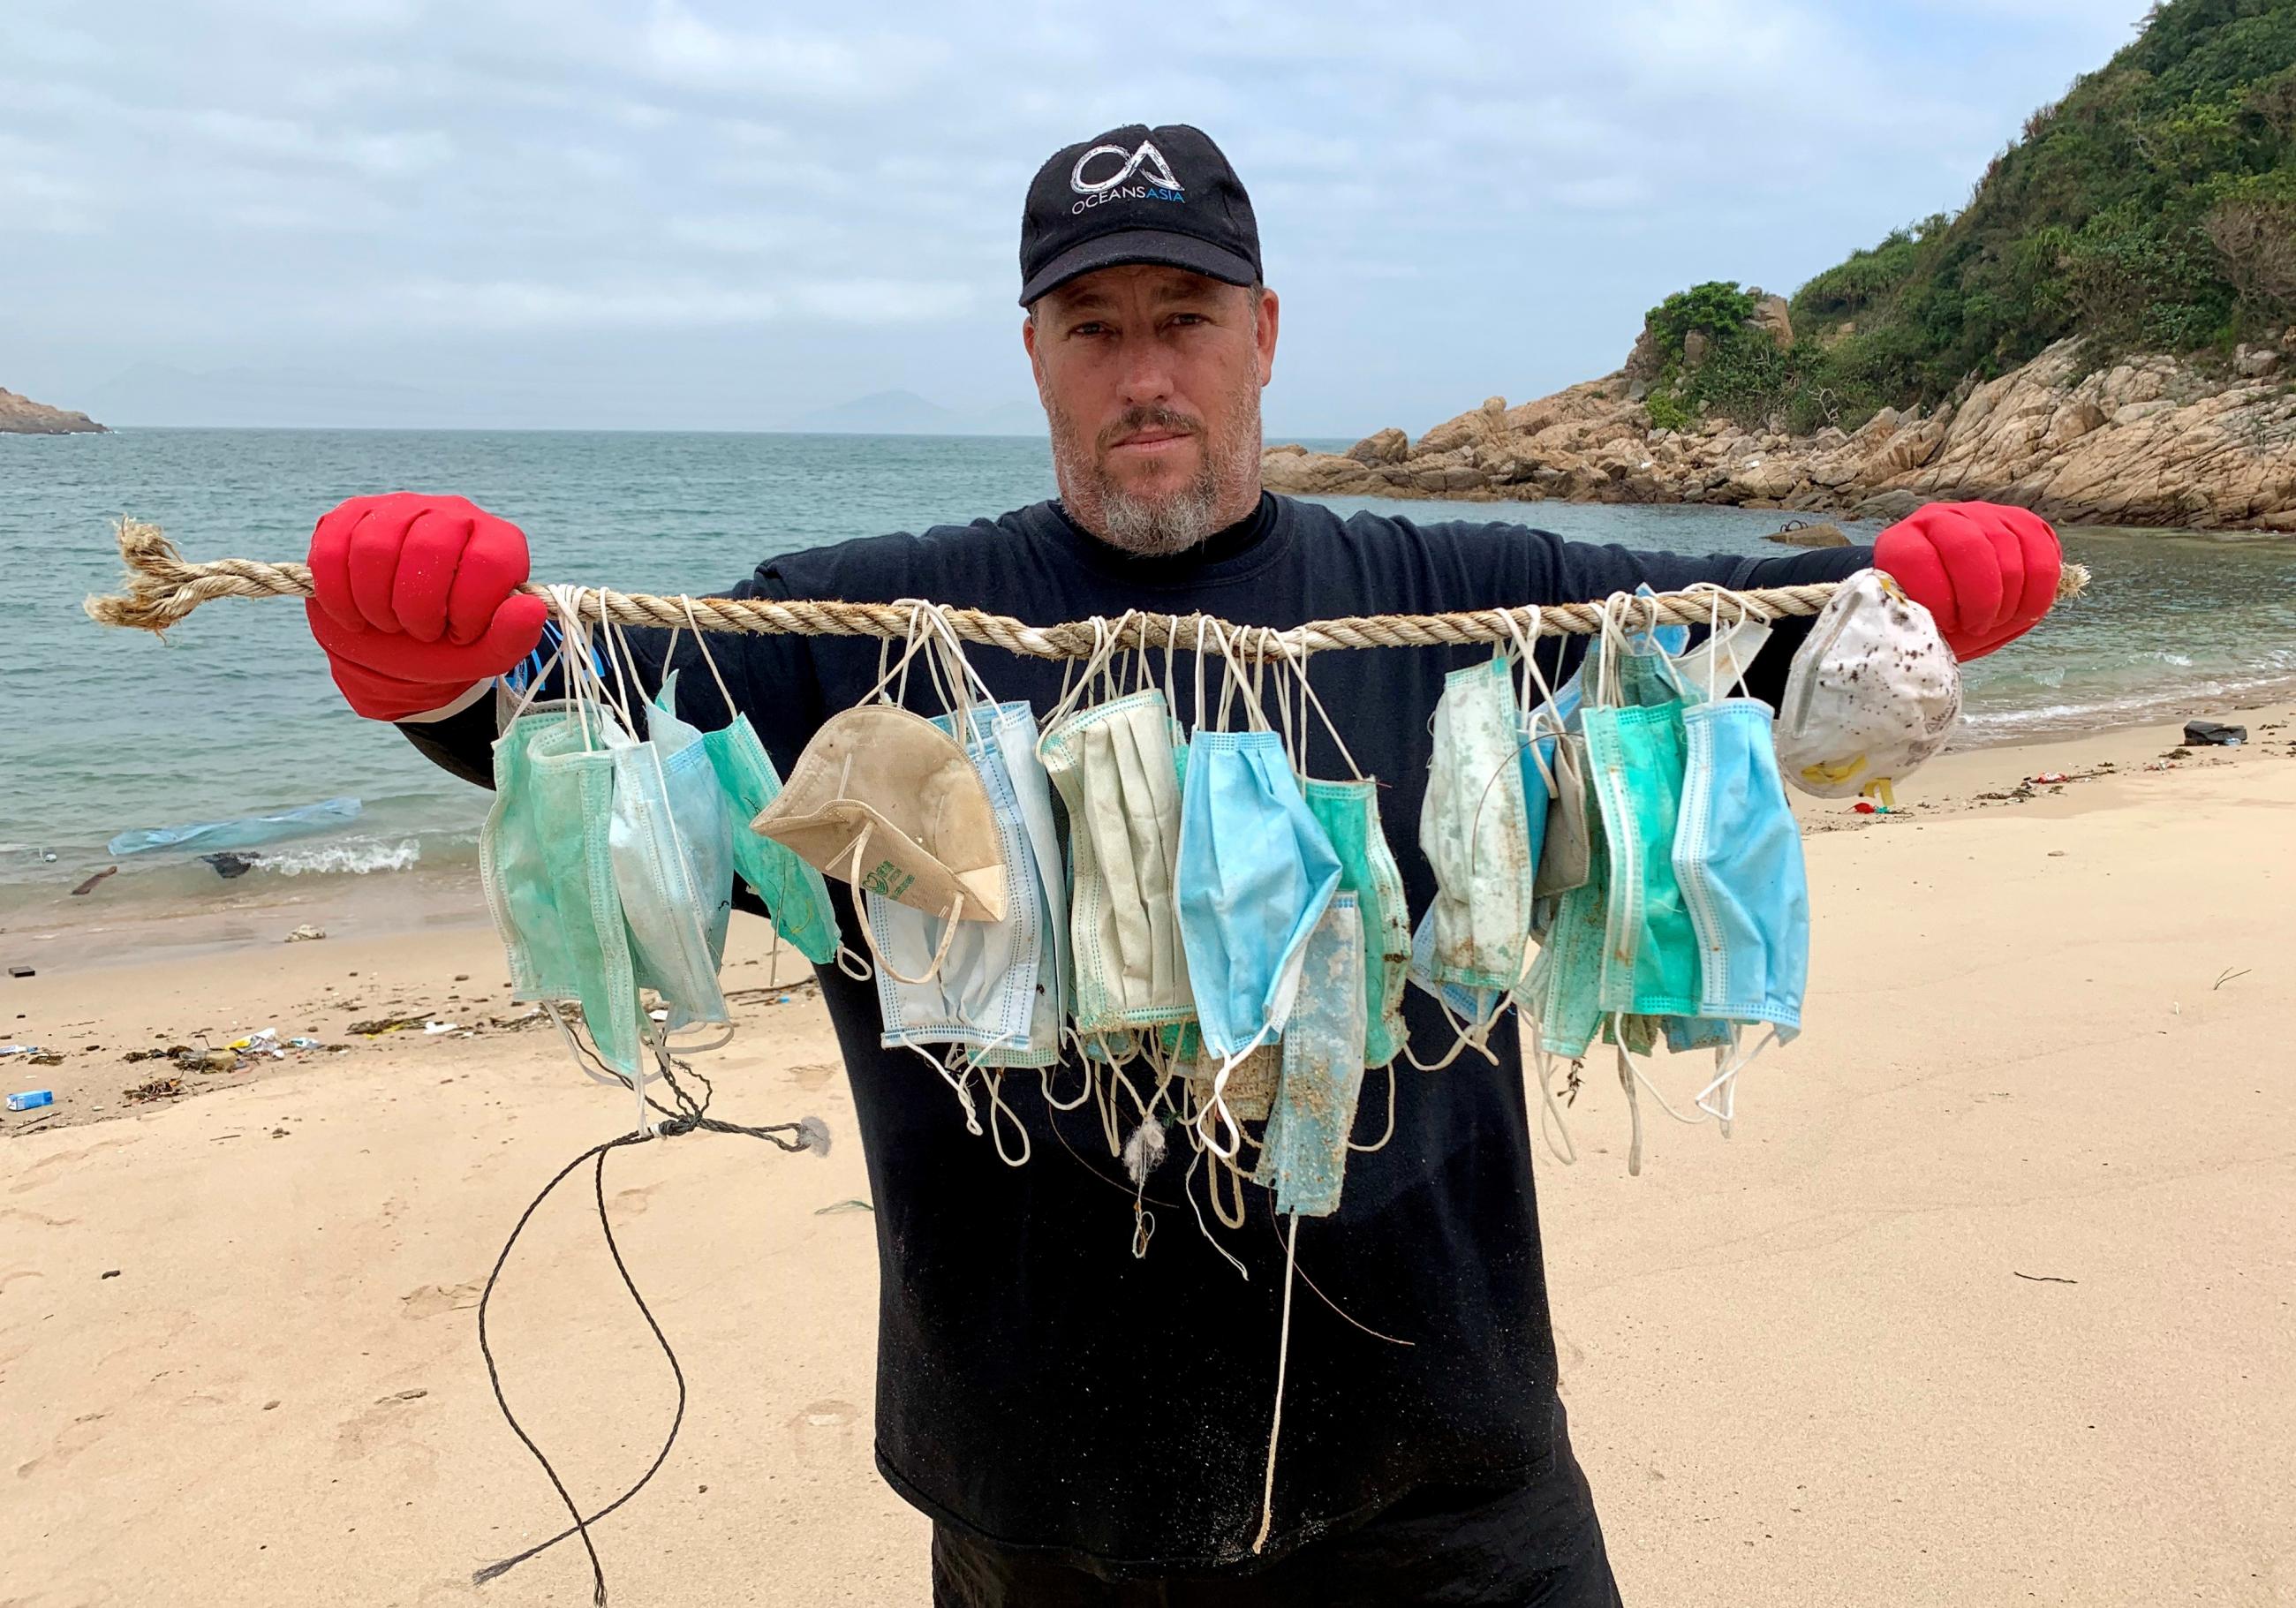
{"left": 1581, "top": 614, "right": 1704, "bottom": 1022}
{"left": 480, "top": 706, "right": 646, "bottom": 1076}
{"left": 1303, "top": 778, "right": 1409, "bottom": 1069}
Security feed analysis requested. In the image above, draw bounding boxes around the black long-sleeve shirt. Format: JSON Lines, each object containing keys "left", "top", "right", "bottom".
{"left": 404, "top": 492, "right": 1869, "bottom": 1579}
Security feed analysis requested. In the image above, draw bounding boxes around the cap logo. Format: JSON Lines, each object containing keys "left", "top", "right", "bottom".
{"left": 1069, "top": 140, "right": 1184, "bottom": 213}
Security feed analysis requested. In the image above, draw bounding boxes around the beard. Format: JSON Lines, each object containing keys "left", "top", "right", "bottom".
{"left": 1046, "top": 381, "right": 1263, "bottom": 557}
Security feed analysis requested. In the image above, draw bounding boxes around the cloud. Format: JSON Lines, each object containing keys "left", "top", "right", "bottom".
{"left": 0, "top": 0, "right": 2157, "bottom": 431}
{"left": 374, "top": 274, "right": 974, "bottom": 330}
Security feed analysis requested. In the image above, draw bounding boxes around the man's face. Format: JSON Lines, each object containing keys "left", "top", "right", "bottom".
{"left": 1023, "top": 264, "right": 1280, "bottom": 556}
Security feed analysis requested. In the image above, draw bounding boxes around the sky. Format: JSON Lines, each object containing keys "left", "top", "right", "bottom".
{"left": 4, "top": 0, "right": 2152, "bottom": 437}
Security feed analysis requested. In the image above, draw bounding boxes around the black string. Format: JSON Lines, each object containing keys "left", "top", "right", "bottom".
{"left": 472, "top": 1031, "right": 817, "bottom": 1601}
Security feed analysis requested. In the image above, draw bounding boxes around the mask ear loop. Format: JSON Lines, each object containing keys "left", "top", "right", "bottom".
{"left": 1608, "top": 1011, "right": 1714, "bottom": 1177}
{"left": 542, "top": 585, "right": 600, "bottom": 751}
{"left": 1181, "top": 1147, "right": 1250, "bottom": 1281}
{"left": 678, "top": 597, "right": 744, "bottom": 724}
{"left": 1192, "top": 615, "right": 1212, "bottom": 736}
{"left": 1622, "top": 589, "right": 1693, "bottom": 704}
{"left": 502, "top": 643, "right": 570, "bottom": 728}
{"left": 1530, "top": 1049, "right": 1580, "bottom": 1166}
{"left": 840, "top": 826, "right": 964, "bottom": 986}
{"left": 980, "top": 1069, "right": 1031, "bottom": 1167}
{"left": 1279, "top": 636, "right": 1365, "bottom": 782}
{"left": 1207, "top": 1144, "right": 1247, "bottom": 1229}
{"left": 1502, "top": 608, "right": 1563, "bottom": 801}
{"left": 925, "top": 604, "right": 1001, "bottom": 753}
{"left": 1039, "top": 612, "right": 1123, "bottom": 739}
{"left": 860, "top": 601, "right": 939, "bottom": 708}
{"left": 1163, "top": 615, "right": 1181, "bottom": 720}
{"left": 1347, "top": 1063, "right": 1398, "bottom": 1153}
{"left": 1217, "top": 621, "right": 1277, "bottom": 735}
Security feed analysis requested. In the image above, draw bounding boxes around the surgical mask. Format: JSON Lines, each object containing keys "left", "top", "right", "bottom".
{"left": 1418, "top": 655, "right": 1537, "bottom": 995}
{"left": 1174, "top": 629, "right": 1342, "bottom": 1155}
{"left": 1581, "top": 608, "right": 1703, "bottom": 1022}
{"left": 1533, "top": 744, "right": 1612, "bottom": 1066}
{"left": 1673, "top": 696, "right": 1809, "bottom": 1108}
{"left": 1303, "top": 779, "right": 1409, "bottom": 1070}
{"left": 1039, "top": 686, "right": 1195, "bottom": 1039}
{"left": 609, "top": 675, "right": 735, "bottom": 1038}
{"left": 480, "top": 705, "right": 646, "bottom": 1076}
{"left": 1407, "top": 899, "right": 1506, "bottom": 1043}
{"left": 1253, "top": 893, "right": 1368, "bottom": 1219}
{"left": 1532, "top": 734, "right": 1590, "bottom": 900}
{"left": 1777, "top": 569, "right": 1961, "bottom": 805}
{"left": 868, "top": 706, "right": 1043, "bottom": 1059}
{"left": 1674, "top": 615, "right": 1773, "bottom": 707}
{"left": 970, "top": 700, "right": 1073, "bottom": 1074}
{"left": 668, "top": 618, "right": 850, "bottom": 971}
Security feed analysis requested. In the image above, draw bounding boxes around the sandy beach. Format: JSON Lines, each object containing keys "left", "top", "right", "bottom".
{"left": 4, "top": 705, "right": 2292, "bottom": 1606}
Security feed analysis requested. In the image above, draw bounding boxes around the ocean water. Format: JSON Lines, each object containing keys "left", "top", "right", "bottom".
{"left": 4, "top": 427, "right": 2293, "bottom": 933}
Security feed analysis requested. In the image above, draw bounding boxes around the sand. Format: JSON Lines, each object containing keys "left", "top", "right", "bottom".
{"left": 4, "top": 707, "right": 2292, "bottom": 1606}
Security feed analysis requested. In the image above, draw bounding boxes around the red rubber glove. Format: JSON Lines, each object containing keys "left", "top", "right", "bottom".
{"left": 1873, "top": 501, "right": 2061, "bottom": 661}
{"left": 304, "top": 492, "right": 549, "bottom": 721}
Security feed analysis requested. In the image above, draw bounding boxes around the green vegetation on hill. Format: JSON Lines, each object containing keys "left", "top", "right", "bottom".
{"left": 1639, "top": 0, "right": 2296, "bottom": 434}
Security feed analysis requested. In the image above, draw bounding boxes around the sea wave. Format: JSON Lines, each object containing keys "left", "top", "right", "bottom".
{"left": 264, "top": 838, "right": 424, "bottom": 876}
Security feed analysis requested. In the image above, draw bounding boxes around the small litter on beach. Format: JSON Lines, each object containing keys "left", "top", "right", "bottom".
{"left": 2029, "top": 771, "right": 2068, "bottom": 786}
{"left": 6, "top": 1089, "right": 55, "bottom": 1112}
{"left": 814, "top": 1198, "right": 875, "bottom": 1215}
{"left": 71, "top": 866, "right": 117, "bottom": 896}
{"left": 8, "top": 966, "right": 34, "bottom": 979}
{"left": 423, "top": 1021, "right": 459, "bottom": 1035}
{"left": 285, "top": 925, "right": 327, "bottom": 942}
{"left": 123, "top": 1076, "right": 184, "bottom": 1104}
{"left": 2184, "top": 720, "right": 2246, "bottom": 747}
{"left": 199, "top": 852, "right": 261, "bottom": 879}
{"left": 1, "top": 1044, "right": 41, "bottom": 1057}
{"left": 347, "top": 1015, "right": 427, "bottom": 1037}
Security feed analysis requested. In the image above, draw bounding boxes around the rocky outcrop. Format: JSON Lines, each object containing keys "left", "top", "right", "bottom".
{"left": 1264, "top": 335, "right": 2296, "bottom": 530}
{"left": 0, "top": 388, "right": 104, "bottom": 434}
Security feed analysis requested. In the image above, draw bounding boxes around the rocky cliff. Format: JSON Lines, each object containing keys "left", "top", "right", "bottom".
{"left": 1267, "top": 334, "right": 2296, "bottom": 530}
{"left": 0, "top": 388, "right": 105, "bottom": 434}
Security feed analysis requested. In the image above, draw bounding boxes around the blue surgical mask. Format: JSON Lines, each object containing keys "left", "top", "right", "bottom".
{"left": 614, "top": 676, "right": 735, "bottom": 1038}
{"left": 1175, "top": 728, "right": 1341, "bottom": 1154}
{"left": 1672, "top": 697, "right": 1809, "bottom": 1111}
{"left": 970, "top": 701, "right": 1073, "bottom": 1074}
{"left": 869, "top": 704, "right": 1054, "bottom": 1062}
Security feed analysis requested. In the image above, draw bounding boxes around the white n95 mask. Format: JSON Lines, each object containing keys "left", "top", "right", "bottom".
{"left": 1775, "top": 570, "right": 1961, "bottom": 802}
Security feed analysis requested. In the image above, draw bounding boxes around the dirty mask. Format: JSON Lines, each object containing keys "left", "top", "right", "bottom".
{"left": 1775, "top": 568, "right": 1961, "bottom": 805}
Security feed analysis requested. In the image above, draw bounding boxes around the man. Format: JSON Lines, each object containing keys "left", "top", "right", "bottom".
{"left": 303, "top": 125, "right": 2058, "bottom": 1605}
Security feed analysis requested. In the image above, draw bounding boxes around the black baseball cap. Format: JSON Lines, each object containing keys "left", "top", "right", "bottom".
{"left": 1018, "top": 124, "right": 1261, "bottom": 306}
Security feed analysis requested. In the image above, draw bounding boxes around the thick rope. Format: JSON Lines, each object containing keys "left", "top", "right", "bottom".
{"left": 85, "top": 517, "right": 2088, "bottom": 661}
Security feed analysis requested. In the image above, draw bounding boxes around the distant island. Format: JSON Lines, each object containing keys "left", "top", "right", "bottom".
{"left": 1268, "top": 0, "right": 2296, "bottom": 531}
{"left": 0, "top": 387, "right": 105, "bottom": 435}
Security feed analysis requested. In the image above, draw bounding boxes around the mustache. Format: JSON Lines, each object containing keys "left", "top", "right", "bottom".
{"left": 1098, "top": 406, "right": 1203, "bottom": 451}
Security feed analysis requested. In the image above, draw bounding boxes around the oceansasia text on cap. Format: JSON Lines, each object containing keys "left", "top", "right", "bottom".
{"left": 1017, "top": 124, "right": 1262, "bottom": 306}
